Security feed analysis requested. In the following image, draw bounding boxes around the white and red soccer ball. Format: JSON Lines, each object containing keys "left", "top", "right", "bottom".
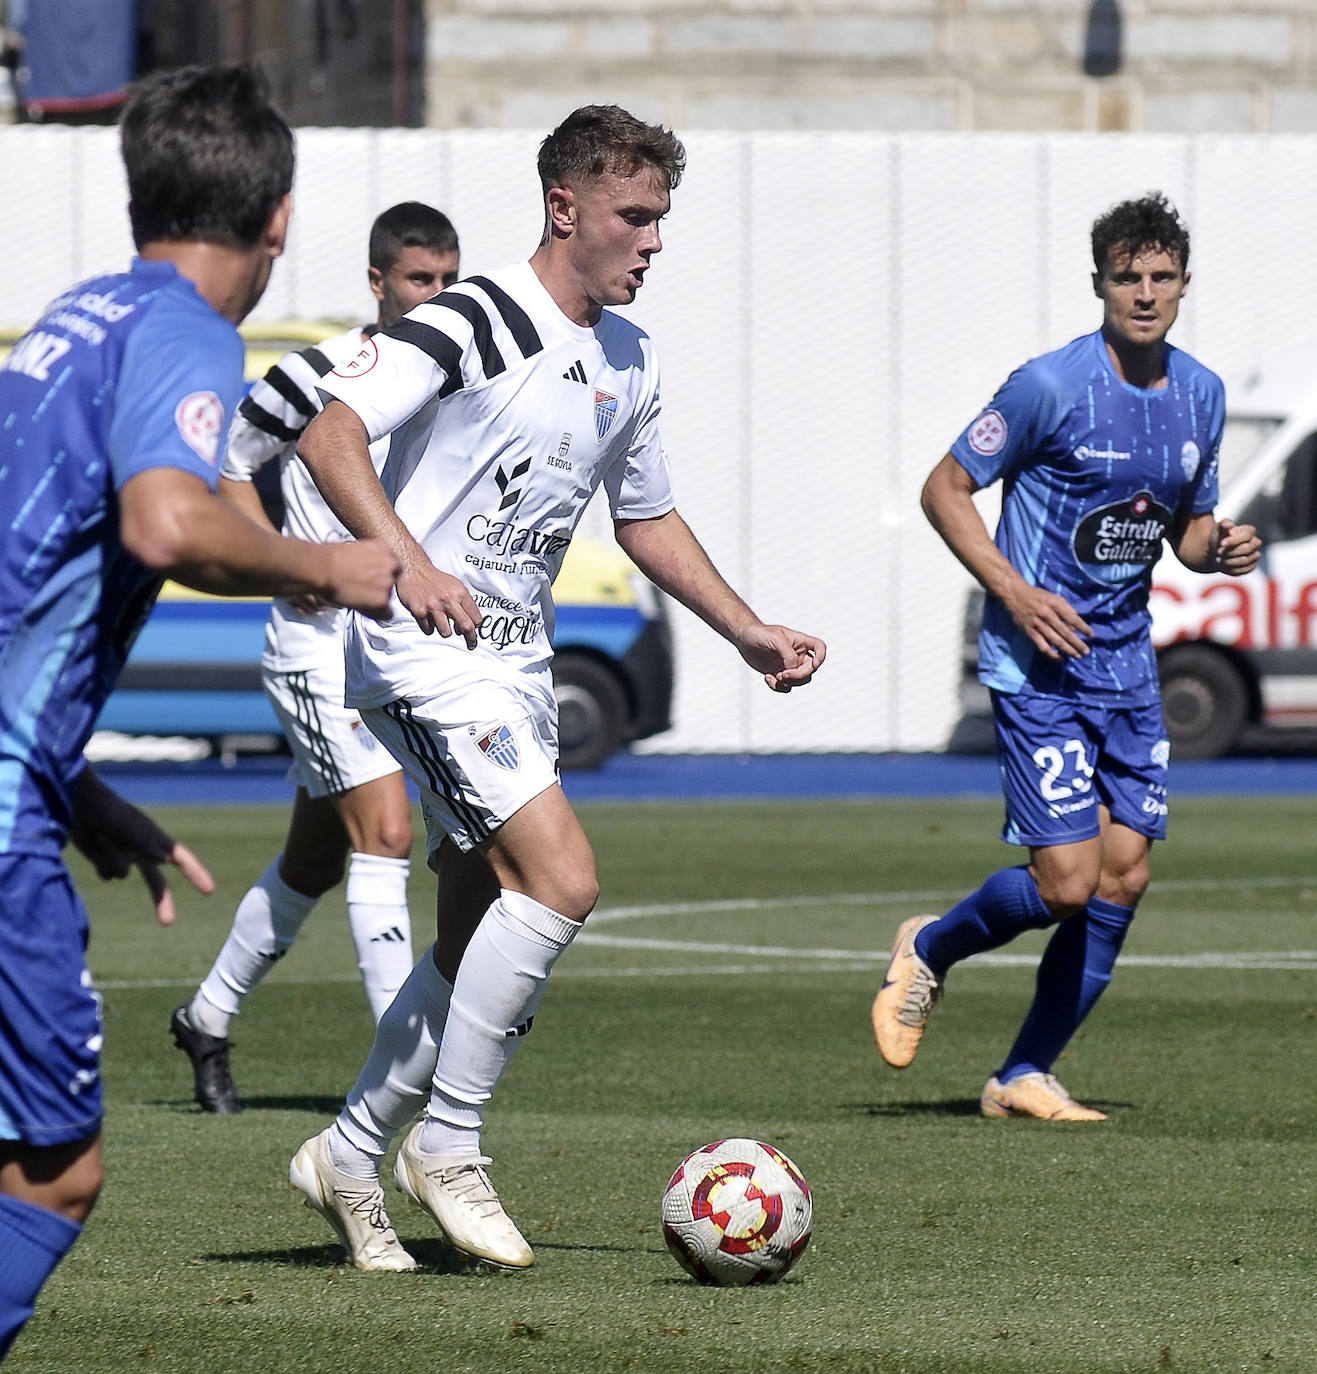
{"left": 661, "top": 1138, "right": 813, "bottom": 1285}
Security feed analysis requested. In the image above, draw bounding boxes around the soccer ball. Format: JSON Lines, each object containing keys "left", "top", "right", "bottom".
{"left": 661, "top": 1138, "right": 813, "bottom": 1285}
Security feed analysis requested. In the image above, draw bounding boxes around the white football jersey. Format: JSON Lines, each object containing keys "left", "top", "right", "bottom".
{"left": 319, "top": 261, "right": 675, "bottom": 707}
{"left": 222, "top": 326, "right": 390, "bottom": 671}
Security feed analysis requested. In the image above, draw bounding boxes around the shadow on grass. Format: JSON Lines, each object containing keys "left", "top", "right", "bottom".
{"left": 209, "top": 1235, "right": 652, "bottom": 1273}
{"left": 852, "top": 1099, "right": 984, "bottom": 1118}
{"left": 205, "top": 1239, "right": 487, "bottom": 1275}
{"left": 851, "top": 1098, "right": 1136, "bottom": 1119}
{"left": 532, "top": 1239, "right": 654, "bottom": 1256}
{"left": 152, "top": 1095, "right": 347, "bottom": 1116}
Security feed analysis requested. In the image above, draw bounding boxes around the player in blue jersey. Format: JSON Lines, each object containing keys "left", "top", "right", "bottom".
{"left": 871, "top": 192, "right": 1261, "bottom": 1120}
{"left": 0, "top": 64, "right": 398, "bottom": 1359}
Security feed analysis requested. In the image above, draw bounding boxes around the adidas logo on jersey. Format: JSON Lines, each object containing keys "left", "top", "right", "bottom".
{"left": 563, "top": 360, "right": 588, "bottom": 384}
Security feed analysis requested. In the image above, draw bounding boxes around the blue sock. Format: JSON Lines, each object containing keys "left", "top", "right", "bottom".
{"left": 997, "top": 896, "right": 1135, "bottom": 1082}
{"left": 914, "top": 866, "right": 1054, "bottom": 979}
{"left": 0, "top": 1194, "right": 82, "bottom": 1358}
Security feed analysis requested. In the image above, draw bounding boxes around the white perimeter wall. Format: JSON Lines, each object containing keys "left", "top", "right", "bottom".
{"left": 3, "top": 127, "right": 1315, "bottom": 754}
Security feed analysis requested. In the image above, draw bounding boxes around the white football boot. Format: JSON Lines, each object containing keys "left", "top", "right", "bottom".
{"left": 289, "top": 1129, "right": 418, "bottom": 1272}
{"left": 393, "top": 1124, "right": 533, "bottom": 1269}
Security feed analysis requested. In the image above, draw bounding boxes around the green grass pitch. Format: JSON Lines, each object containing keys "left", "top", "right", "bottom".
{"left": 10, "top": 795, "right": 1316, "bottom": 1373}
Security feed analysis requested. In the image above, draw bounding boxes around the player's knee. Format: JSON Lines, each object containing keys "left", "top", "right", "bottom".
{"left": 1103, "top": 863, "right": 1150, "bottom": 909}
{"left": 527, "top": 862, "right": 598, "bottom": 924}
{"left": 555, "top": 868, "right": 599, "bottom": 924}
{"left": 22, "top": 1139, "right": 105, "bottom": 1224}
{"left": 1034, "top": 871, "right": 1095, "bottom": 919}
{"left": 363, "top": 810, "right": 413, "bottom": 860}
{"left": 61, "top": 1157, "right": 103, "bottom": 1224}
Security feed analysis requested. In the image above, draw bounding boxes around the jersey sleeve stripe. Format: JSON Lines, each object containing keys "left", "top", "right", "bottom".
{"left": 466, "top": 276, "right": 543, "bottom": 358}
{"left": 383, "top": 318, "right": 466, "bottom": 394}
{"left": 263, "top": 363, "right": 320, "bottom": 420}
{"left": 430, "top": 292, "right": 507, "bottom": 379}
{"left": 303, "top": 346, "right": 335, "bottom": 377}
{"left": 237, "top": 393, "right": 304, "bottom": 443}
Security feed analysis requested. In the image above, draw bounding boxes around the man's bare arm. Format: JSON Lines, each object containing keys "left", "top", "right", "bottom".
{"left": 119, "top": 465, "right": 397, "bottom": 617}
{"left": 615, "top": 509, "right": 825, "bottom": 692}
{"left": 922, "top": 452, "right": 1092, "bottom": 660}
{"left": 297, "top": 400, "right": 482, "bottom": 643}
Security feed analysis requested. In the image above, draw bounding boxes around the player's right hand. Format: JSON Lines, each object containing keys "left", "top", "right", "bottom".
{"left": 396, "top": 557, "right": 483, "bottom": 647}
{"left": 1003, "top": 582, "right": 1092, "bottom": 659}
{"left": 322, "top": 539, "right": 401, "bottom": 621}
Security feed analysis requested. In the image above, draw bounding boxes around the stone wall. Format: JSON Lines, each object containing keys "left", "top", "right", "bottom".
{"left": 423, "top": 0, "right": 1317, "bottom": 132}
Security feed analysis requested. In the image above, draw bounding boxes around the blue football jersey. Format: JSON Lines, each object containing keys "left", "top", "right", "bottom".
{"left": 951, "top": 329, "right": 1222, "bottom": 704}
{"left": 0, "top": 259, "right": 245, "bottom": 854}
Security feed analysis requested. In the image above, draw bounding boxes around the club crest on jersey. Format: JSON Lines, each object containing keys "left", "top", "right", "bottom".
{"left": 967, "top": 408, "right": 1006, "bottom": 456}
{"left": 475, "top": 723, "right": 520, "bottom": 771}
{"left": 1180, "top": 441, "right": 1200, "bottom": 481}
{"left": 595, "top": 389, "right": 619, "bottom": 442}
{"left": 333, "top": 337, "right": 379, "bottom": 379}
{"left": 175, "top": 390, "right": 223, "bottom": 464}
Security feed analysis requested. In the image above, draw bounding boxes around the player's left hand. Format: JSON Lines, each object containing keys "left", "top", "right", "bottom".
{"left": 69, "top": 768, "right": 215, "bottom": 926}
{"left": 1215, "top": 518, "right": 1261, "bottom": 577}
{"left": 735, "top": 624, "right": 827, "bottom": 693}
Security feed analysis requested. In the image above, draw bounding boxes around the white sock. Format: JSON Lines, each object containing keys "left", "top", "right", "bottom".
{"left": 192, "top": 856, "right": 318, "bottom": 1038}
{"left": 345, "top": 852, "right": 414, "bottom": 1022}
{"left": 331, "top": 944, "right": 453, "bottom": 1179}
{"left": 417, "top": 890, "right": 580, "bottom": 1159}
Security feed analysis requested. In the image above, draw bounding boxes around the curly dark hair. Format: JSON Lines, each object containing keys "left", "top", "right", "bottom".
{"left": 1091, "top": 191, "right": 1189, "bottom": 273}
{"left": 538, "top": 105, "right": 685, "bottom": 194}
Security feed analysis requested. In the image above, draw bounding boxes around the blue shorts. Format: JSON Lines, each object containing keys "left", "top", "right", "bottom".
{"left": 991, "top": 691, "right": 1169, "bottom": 848}
{"left": 0, "top": 853, "right": 103, "bottom": 1146}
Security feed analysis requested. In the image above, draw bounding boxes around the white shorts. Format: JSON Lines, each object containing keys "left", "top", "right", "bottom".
{"left": 263, "top": 661, "right": 401, "bottom": 800}
{"left": 361, "top": 674, "right": 559, "bottom": 857}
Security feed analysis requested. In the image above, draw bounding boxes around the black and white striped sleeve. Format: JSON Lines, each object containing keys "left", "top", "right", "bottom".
{"left": 221, "top": 343, "right": 336, "bottom": 481}
{"left": 320, "top": 278, "right": 545, "bottom": 441}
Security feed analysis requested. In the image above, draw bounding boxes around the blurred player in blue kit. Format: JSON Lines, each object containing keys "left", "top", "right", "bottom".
{"left": 872, "top": 192, "right": 1261, "bottom": 1119}
{"left": 0, "top": 64, "right": 397, "bottom": 1358}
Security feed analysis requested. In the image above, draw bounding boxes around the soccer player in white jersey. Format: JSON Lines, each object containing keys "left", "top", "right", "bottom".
{"left": 286, "top": 104, "right": 827, "bottom": 1272}
{"left": 872, "top": 193, "right": 1261, "bottom": 1120}
{"left": 169, "top": 204, "right": 461, "bottom": 1115}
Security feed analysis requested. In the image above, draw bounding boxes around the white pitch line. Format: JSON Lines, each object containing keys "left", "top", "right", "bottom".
{"left": 92, "top": 881, "right": 1317, "bottom": 990}
{"left": 586, "top": 873, "right": 1317, "bottom": 925}
{"left": 575, "top": 931, "right": 1317, "bottom": 971}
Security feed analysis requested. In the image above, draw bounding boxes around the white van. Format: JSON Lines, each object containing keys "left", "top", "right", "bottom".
{"left": 1150, "top": 340, "right": 1317, "bottom": 756}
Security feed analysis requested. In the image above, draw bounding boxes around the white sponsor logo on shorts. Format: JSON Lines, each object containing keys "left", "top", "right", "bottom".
{"left": 175, "top": 390, "right": 223, "bottom": 464}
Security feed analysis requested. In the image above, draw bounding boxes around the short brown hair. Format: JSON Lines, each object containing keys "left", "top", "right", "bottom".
{"left": 121, "top": 63, "right": 294, "bottom": 251}
{"left": 538, "top": 105, "right": 685, "bottom": 195}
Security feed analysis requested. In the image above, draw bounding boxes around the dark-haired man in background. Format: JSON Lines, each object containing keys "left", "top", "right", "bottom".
{"left": 170, "top": 202, "right": 461, "bottom": 1115}
{"left": 872, "top": 192, "right": 1260, "bottom": 1120}
{"left": 0, "top": 63, "right": 397, "bottom": 1356}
